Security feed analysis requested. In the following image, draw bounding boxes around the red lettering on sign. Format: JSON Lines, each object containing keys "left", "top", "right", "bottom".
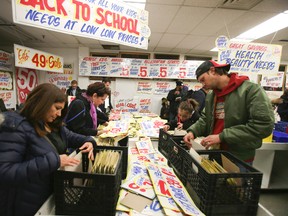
{"left": 95, "top": 8, "right": 139, "bottom": 35}
{"left": 20, "top": 0, "right": 67, "bottom": 16}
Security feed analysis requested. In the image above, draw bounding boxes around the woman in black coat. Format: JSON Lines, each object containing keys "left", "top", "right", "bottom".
{"left": 0, "top": 83, "right": 96, "bottom": 216}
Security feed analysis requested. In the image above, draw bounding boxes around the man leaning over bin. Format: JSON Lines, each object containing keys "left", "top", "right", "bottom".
{"left": 183, "top": 60, "right": 274, "bottom": 163}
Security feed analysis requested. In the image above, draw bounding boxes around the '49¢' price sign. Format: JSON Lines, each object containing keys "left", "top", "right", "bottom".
{"left": 14, "top": 44, "right": 64, "bottom": 73}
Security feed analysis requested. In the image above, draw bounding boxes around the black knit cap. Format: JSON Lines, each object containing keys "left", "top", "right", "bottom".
{"left": 196, "top": 60, "right": 230, "bottom": 79}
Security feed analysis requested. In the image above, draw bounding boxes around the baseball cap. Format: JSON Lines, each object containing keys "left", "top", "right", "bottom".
{"left": 196, "top": 60, "right": 230, "bottom": 79}
{"left": 176, "top": 80, "right": 183, "bottom": 86}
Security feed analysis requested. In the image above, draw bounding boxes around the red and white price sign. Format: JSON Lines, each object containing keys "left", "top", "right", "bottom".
{"left": 138, "top": 66, "right": 148, "bottom": 78}
{"left": 158, "top": 66, "right": 167, "bottom": 78}
{"left": 14, "top": 44, "right": 63, "bottom": 73}
{"left": 16, "top": 67, "right": 38, "bottom": 104}
{"left": 178, "top": 67, "right": 187, "bottom": 78}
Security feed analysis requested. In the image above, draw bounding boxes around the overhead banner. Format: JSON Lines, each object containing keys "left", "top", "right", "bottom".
{"left": 12, "top": 0, "right": 150, "bottom": 49}
{"left": 14, "top": 44, "right": 63, "bottom": 73}
{"left": 79, "top": 57, "right": 203, "bottom": 79}
{"left": 218, "top": 42, "right": 282, "bottom": 74}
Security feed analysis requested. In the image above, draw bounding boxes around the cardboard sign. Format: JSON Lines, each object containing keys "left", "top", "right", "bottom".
{"left": 12, "top": 0, "right": 150, "bottom": 49}
{"left": 14, "top": 44, "right": 64, "bottom": 73}
{"left": 218, "top": 41, "right": 282, "bottom": 74}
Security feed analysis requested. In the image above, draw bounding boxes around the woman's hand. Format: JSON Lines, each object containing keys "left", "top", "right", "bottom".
{"left": 163, "top": 125, "right": 170, "bottom": 132}
{"left": 79, "top": 142, "right": 94, "bottom": 160}
{"left": 177, "top": 123, "right": 183, "bottom": 130}
{"left": 97, "top": 129, "right": 109, "bottom": 136}
{"left": 60, "top": 154, "right": 80, "bottom": 167}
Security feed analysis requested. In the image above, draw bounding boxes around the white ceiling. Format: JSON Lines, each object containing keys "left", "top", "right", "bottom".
{"left": 1, "top": 0, "right": 288, "bottom": 61}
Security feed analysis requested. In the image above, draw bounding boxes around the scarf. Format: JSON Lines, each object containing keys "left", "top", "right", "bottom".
{"left": 82, "top": 92, "right": 97, "bottom": 129}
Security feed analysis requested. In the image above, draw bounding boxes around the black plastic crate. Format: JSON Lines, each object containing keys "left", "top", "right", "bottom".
{"left": 158, "top": 129, "right": 186, "bottom": 158}
{"left": 183, "top": 150, "right": 262, "bottom": 216}
{"left": 96, "top": 135, "right": 128, "bottom": 179}
{"left": 54, "top": 148, "right": 123, "bottom": 216}
{"left": 158, "top": 129, "right": 188, "bottom": 181}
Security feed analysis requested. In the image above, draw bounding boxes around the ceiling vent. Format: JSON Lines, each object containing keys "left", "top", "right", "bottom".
{"left": 101, "top": 44, "right": 120, "bottom": 50}
{"left": 220, "top": 0, "right": 263, "bottom": 10}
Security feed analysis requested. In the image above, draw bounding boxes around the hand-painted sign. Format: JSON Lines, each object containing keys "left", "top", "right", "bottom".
{"left": 0, "top": 71, "right": 13, "bottom": 90}
{"left": 0, "top": 50, "right": 13, "bottom": 71}
{"left": 218, "top": 41, "right": 282, "bottom": 74}
{"left": 12, "top": 0, "right": 150, "bottom": 49}
{"left": 0, "top": 91, "right": 16, "bottom": 109}
{"left": 16, "top": 67, "right": 38, "bottom": 104}
{"left": 14, "top": 44, "right": 63, "bottom": 73}
{"left": 261, "top": 72, "right": 284, "bottom": 88}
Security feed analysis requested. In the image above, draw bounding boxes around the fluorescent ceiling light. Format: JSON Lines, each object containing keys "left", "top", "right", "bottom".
{"left": 211, "top": 10, "right": 288, "bottom": 52}
{"left": 123, "top": 0, "right": 146, "bottom": 9}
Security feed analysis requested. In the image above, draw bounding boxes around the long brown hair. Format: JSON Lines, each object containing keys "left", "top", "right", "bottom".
{"left": 20, "top": 83, "right": 67, "bottom": 136}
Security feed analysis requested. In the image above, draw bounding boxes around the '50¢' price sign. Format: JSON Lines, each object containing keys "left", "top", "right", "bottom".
{"left": 14, "top": 44, "right": 64, "bottom": 73}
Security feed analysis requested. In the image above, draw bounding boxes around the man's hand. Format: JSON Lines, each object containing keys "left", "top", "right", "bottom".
{"left": 183, "top": 132, "right": 195, "bottom": 148}
{"left": 200, "top": 134, "right": 220, "bottom": 149}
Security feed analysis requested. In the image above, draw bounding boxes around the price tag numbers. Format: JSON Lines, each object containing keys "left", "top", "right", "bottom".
{"left": 32, "top": 53, "right": 62, "bottom": 70}
{"left": 158, "top": 66, "right": 167, "bottom": 78}
{"left": 138, "top": 66, "right": 148, "bottom": 78}
{"left": 178, "top": 67, "right": 186, "bottom": 78}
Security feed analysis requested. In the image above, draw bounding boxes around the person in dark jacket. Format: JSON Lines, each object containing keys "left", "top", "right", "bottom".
{"left": 98, "top": 77, "right": 113, "bottom": 114}
{"left": 272, "top": 89, "right": 288, "bottom": 122}
{"left": 163, "top": 99, "right": 200, "bottom": 131}
{"left": 160, "top": 97, "right": 170, "bottom": 120}
{"left": 0, "top": 83, "right": 96, "bottom": 216}
{"left": 167, "top": 80, "right": 186, "bottom": 121}
{"left": 65, "top": 82, "right": 110, "bottom": 136}
{"left": 66, "top": 80, "right": 82, "bottom": 96}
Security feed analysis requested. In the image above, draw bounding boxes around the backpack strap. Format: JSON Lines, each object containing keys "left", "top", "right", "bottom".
{"left": 65, "top": 99, "right": 86, "bottom": 124}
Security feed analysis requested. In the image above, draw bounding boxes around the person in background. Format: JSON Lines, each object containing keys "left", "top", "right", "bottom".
{"left": 183, "top": 60, "right": 274, "bottom": 163}
{"left": 66, "top": 80, "right": 81, "bottom": 96}
{"left": 0, "top": 83, "right": 96, "bottom": 216}
{"left": 65, "top": 82, "right": 110, "bottom": 136}
{"left": 167, "top": 80, "right": 186, "bottom": 121}
{"left": 99, "top": 77, "right": 113, "bottom": 114}
{"left": 184, "top": 86, "right": 210, "bottom": 115}
{"left": 160, "top": 97, "right": 170, "bottom": 120}
{"left": 163, "top": 99, "right": 200, "bottom": 131}
{"left": 0, "top": 98, "right": 7, "bottom": 113}
{"left": 271, "top": 89, "right": 288, "bottom": 122}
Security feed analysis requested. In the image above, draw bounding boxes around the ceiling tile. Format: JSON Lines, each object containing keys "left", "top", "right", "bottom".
{"left": 176, "top": 35, "right": 209, "bottom": 49}
{"left": 157, "top": 33, "right": 186, "bottom": 48}
{"left": 167, "top": 7, "right": 213, "bottom": 34}
{"left": 183, "top": 0, "right": 220, "bottom": 7}
{"left": 148, "top": 33, "right": 163, "bottom": 47}
{"left": 147, "top": 0, "right": 185, "bottom": 5}
{"left": 146, "top": 4, "right": 180, "bottom": 32}
{"left": 190, "top": 8, "right": 246, "bottom": 36}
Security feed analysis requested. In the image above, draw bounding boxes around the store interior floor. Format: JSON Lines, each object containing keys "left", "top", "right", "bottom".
{"left": 257, "top": 189, "right": 288, "bottom": 216}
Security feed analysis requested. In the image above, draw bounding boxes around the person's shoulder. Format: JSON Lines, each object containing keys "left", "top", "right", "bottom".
{"left": 0, "top": 111, "right": 28, "bottom": 131}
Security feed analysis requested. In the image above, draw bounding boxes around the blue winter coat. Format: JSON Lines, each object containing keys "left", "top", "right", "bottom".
{"left": 0, "top": 111, "right": 96, "bottom": 216}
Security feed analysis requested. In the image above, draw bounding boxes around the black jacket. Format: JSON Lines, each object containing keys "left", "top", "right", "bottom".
{"left": 65, "top": 94, "right": 98, "bottom": 136}
{"left": 0, "top": 111, "right": 96, "bottom": 216}
{"left": 66, "top": 86, "right": 82, "bottom": 96}
{"left": 165, "top": 111, "right": 200, "bottom": 130}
